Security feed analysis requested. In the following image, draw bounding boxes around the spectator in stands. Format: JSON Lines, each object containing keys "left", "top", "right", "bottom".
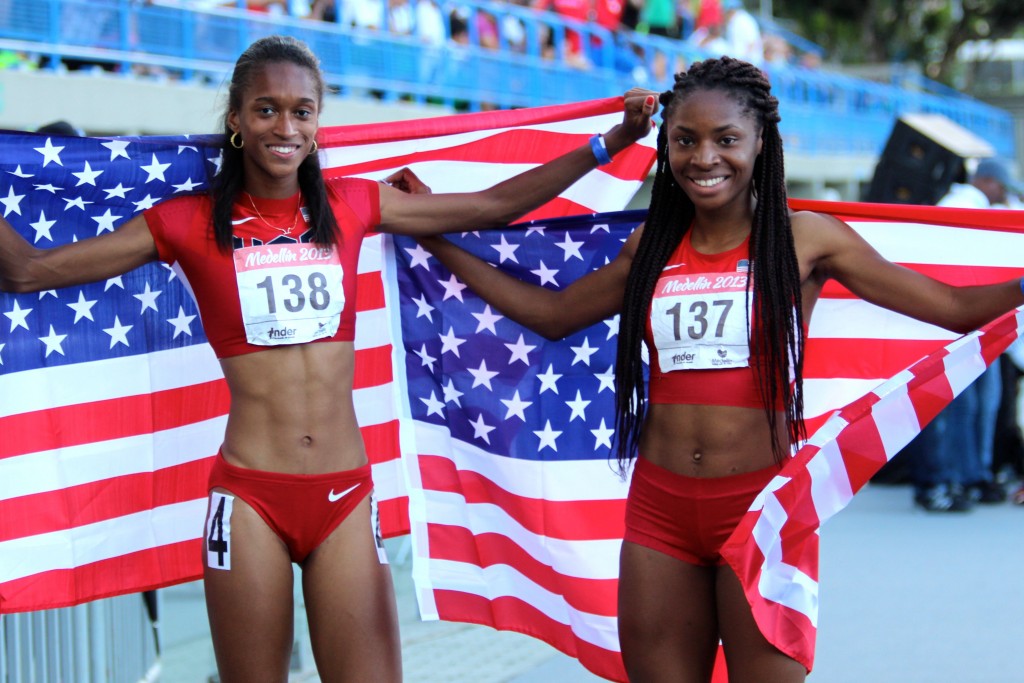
{"left": 641, "top": 0, "right": 679, "bottom": 39}
{"left": 691, "top": 17, "right": 730, "bottom": 57}
{"left": 245, "top": 0, "right": 288, "bottom": 14}
{"left": 348, "top": 0, "right": 387, "bottom": 30}
{"left": 414, "top": 0, "right": 447, "bottom": 46}
{"left": 0, "top": 34, "right": 656, "bottom": 683}
{"left": 763, "top": 33, "right": 793, "bottom": 67}
{"left": 621, "top": 0, "right": 642, "bottom": 31}
{"left": 693, "top": 0, "right": 721, "bottom": 34}
{"left": 308, "top": 0, "right": 340, "bottom": 21}
{"left": 388, "top": 0, "right": 415, "bottom": 34}
{"left": 531, "top": 0, "right": 591, "bottom": 68}
{"left": 721, "top": 0, "right": 762, "bottom": 66}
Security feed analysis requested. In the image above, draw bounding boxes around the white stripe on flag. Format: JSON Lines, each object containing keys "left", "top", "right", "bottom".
{"left": 424, "top": 558, "right": 622, "bottom": 652}
{"left": 0, "top": 418, "right": 225, "bottom": 499}
{"left": 0, "top": 499, "right": 207, "bottom": 583}
{"left": 0, "top": 344, "right": 220, "bottom": 417}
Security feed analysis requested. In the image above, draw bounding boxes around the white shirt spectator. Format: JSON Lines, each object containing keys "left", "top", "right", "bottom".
{"left": 721, "top": 0, "right": 762, "bottom": 66}
{"left": 344, "top": 0, "right": 386, "bottom": 29}
{"left": 414, "top": 0, "right": 446, "bottom": 45}
{"left": 937, "top": 182, "right": 990, "bottom": 209}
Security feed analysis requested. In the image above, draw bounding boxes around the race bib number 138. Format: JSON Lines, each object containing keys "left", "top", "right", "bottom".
{"left": 233, "top": 243, "right": 344, "bottom": 346}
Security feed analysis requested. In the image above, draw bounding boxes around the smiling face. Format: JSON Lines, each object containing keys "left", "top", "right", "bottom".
{"left": 666, "top": 87, "right": 763, "bottom": 215}
{"left": 227, "top": 60, "right": 320, "bottom": 198}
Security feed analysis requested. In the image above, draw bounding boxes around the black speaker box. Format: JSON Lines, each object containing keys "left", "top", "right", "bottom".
{"left": 864, "top": 117, "right": 969, "bottom": 205}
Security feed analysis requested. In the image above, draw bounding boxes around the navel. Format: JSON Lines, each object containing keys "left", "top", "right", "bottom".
{"left": 692, "top": 451, "right": 703, "bottom": 462}
{"left": 301, "top": 435, "right": 314, "bottom": 447}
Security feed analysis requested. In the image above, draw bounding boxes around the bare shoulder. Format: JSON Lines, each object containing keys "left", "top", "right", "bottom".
{"left": 790, "top": 209, "right": 861, "bottom": 254}
{"left": 619, "top": 222, "right": 645, "bottom": 260}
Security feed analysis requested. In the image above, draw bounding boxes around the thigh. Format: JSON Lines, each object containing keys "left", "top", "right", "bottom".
{"left": 618, "top": 540, "right": 719, "bottom": 683}
{"left": 203, "top": 491, "right": 295, "bottom": 683}
{"left": 301, "top": 495, "right": 401, "bottom": 683}
{"left": 715, "top": 565, "right": 806, "bottom": 683}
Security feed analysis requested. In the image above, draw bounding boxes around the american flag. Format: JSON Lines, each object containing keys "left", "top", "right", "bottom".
{"left": 3, "top": 103, "right": 1024, "bottom": 683}
{"left": 0, "top": 97, "right": 656, "bottom": 614}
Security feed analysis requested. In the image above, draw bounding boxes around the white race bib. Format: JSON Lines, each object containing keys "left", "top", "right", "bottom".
{"left": 650, "top": 270, "right": 751, "bottom": 371}
{"left": 233, "top": 243, "right": 344, "bottom": 346}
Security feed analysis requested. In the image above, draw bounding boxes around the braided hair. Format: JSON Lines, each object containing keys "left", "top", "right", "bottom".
{"left": 210, "top": 35, "right": 339, "bottom": 252}
{"left": 613, "top": 56, "right": 806, "bottom": 472}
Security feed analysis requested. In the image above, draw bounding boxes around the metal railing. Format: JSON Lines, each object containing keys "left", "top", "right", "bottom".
{"left": 1, "top": 594, "right": 159, "bottom": 683}
{"left": 0, "top": 0, "right": 1014, "bottom": 159}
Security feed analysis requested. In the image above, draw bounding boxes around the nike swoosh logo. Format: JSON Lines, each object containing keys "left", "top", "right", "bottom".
{"left": 231, "top": 217, "right": 257, "bottom": 225}
{"left": 328, "top": 483, "right": 360, "bottom": 503}
{"left": 662, "top": 263, "right": 686, "bottom": 271}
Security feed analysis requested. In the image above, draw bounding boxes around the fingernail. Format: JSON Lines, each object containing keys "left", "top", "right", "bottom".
{"left": 645, "top": 95, "right": 655, "bottom": 106}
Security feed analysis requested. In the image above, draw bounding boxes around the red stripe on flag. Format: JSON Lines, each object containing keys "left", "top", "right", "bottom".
{"left": 804, "top": 338, "right": 946, "bottom": 380}
{"left": 426, "top": 524, "right": 618, "bottom": 616}
{"left": 356, "top": 271, "right": 385, "bottom": 310}
{"left": 377, "top": 496, "right": 409, "bottom": 538}
{"left": 353, "top": 344, "right": 393, "bottom": 389}
{"left": 0, "top": 540, "right": 202, "bottom": 615}
{"left": 792, "top": 199, "right": 1024, "bottom": 232}
{"left": 361, "top": 420, "right": 399, "bottom": 464}
{"left": 418, "top": 455, "right": 627, "bottom": 541}
{"left": 318, "top": 98, "right": 628, "bottom": 146}
{"left": 0, "top": 381, "right": 230, "bottom": 459}
{"left": 0, "top": 458, "right": 213, "bottom": 542}
{"left": 433, "top": 589, "right": 628, "bottom": 683}
{"left": 821, "top": 263, "right": 1023, "bottom": 298}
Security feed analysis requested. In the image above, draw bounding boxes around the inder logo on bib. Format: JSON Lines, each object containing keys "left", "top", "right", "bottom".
{"left": 233, "top": 243, "right": 344, "bottom": 346}
{"left": 650, "top": 270, "right": 751, "bottom": 371}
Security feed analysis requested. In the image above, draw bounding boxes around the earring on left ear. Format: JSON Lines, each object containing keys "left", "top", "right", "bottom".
{"left": 309, "top": 140, "right": 318, "bottom": 155}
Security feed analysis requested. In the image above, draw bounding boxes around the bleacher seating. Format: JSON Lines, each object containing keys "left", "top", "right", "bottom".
{"left": 0, "top": 0, "right": 1014, "bottom": 160}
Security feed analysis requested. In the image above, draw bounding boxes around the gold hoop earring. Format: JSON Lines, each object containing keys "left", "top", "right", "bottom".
{"left": 229, "top": 132, "right": 243, "bottom": 149}
{"left": 309, "top": 140, "right": 318, "bottom": 155}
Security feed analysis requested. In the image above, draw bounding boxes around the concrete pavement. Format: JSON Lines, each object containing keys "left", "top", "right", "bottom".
{"left": 157, "top": 482, "right": 1024, "bottom": 682}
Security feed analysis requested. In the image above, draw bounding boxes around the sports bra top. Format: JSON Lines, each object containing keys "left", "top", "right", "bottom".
{"left": 145, "top": 176, "right": 380, "bottom": 359}
{"left": 645, "top": 230, "right": 782, "bottom": 409}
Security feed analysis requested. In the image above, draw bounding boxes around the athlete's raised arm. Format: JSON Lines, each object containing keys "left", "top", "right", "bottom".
{"left": 376, "top": 90, "right": 658, "bottom": 236}
{"left": 0, "top": 212, "right": 158, "bottom": 293}
{"left": 419, "top": 226, "right": 644, "bottom": 340}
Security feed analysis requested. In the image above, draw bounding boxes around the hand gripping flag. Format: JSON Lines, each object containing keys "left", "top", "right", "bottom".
{"left": 391, "top": 200, "right": 1024, "bottom": 681}
{"left": 0, "top": 97, "right": 658, "bottom": 614}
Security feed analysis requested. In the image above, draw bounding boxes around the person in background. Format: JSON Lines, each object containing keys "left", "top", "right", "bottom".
{"left": 720, "top": 0, "right": 761, "bottom": 66}
{"left": 641, "top": 0, "right": 680, "bottom": 39}
{"left": 416, "top": 56, "right": 1024, "bottom": 682}
{"left": 0, "top": 34, "right": 656, "bottom": 683}
{"left": 913, "top": 161, "right": 1015, "bottom": 511}
{"left": 910, "top": 158, "right": 1019, "bottom": 511}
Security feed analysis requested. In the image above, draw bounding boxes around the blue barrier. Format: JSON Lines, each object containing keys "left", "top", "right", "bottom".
{"left": 0, "top": 0, "right": 1014, "bottom": 159}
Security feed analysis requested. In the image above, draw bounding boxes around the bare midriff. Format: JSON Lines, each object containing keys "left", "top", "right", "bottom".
{"left": 639, "top": 403, "right": 787, "bottom": 478}
{"left": 217, "top": 341, "right": 366, "bottom": 474}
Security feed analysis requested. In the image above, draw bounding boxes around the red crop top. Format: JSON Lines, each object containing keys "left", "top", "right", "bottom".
{"left": 645, "top": 230, "right": 782, "bottom": 409}
{"left": 145, "top": 177, "right": 380, "bottom": 358}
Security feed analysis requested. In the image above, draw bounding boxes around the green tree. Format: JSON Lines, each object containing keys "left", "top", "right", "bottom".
{"left": 773, "top": 0, "right": 1023, "bottom": 83}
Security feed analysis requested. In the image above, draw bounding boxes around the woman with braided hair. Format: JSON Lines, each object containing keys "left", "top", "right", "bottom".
{"left": 418, "top": 55, "right": 1024, "bottom": 682}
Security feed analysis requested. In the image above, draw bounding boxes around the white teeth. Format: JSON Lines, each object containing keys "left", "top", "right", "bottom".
{"left": 694, "top": 177, "right": 725, "bottom": 188}
{"left": 269, "top": 145, "right": 296, "bottom": 153}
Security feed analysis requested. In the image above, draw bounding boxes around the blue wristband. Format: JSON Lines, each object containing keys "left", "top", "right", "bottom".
{"left": 589, "top": 134, "right": 612, "bottom": 166}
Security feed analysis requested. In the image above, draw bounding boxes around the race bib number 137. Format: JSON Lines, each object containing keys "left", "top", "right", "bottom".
{"left": 649, "top": 270, "right": 751, "bottom": 371}
{"left": 233, "top": 243, "right": 344, "bottom": 346}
